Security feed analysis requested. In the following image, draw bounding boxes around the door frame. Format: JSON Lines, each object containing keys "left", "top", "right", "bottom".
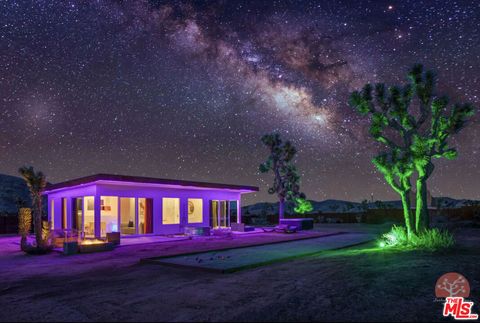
{"left": 210, "top": 200, "right": 234, "bottom": 228}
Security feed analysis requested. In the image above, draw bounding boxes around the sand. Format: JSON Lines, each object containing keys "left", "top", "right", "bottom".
{"left": 0, "top": 224, "right": 479, "bottom": 322}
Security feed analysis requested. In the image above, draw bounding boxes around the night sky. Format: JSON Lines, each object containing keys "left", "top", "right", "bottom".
{"left": 1, "top": 0, "right": 479, "bottom": 205}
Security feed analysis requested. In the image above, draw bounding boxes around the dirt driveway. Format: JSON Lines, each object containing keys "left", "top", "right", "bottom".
{"left": 1, "top": 225, "right": 478, "bottom": 322}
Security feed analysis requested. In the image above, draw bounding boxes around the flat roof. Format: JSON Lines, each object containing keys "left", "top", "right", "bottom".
{"left": 44, "top": 173, "right": 259, "bottom": 193}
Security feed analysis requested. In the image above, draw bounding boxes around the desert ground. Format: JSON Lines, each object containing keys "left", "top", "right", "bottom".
{"left": 0, "top": 224, "right": 479, "bottom": 322}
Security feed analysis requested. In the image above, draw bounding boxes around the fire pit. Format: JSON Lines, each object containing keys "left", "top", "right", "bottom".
{"left": 78, "top": 239, "right": 115, "bottom": 253}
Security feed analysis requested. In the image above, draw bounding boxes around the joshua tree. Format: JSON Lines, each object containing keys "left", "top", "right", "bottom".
{"left": 350, "top": 64, "right": 475, "bottom": 235}
{"left": 293, "top": 197, "right": 313, "bottom": 214}
{"left": 350, "top": 76, "right": 416, "bottom": 237}
{"left": 19, "top": 166, "right": 47, "bottom": 249}
{"left": 407, "top": 64, "right": 475, "bottom": 230}
{"left": 259, "top": 133, "right": 309, "bottom": 220}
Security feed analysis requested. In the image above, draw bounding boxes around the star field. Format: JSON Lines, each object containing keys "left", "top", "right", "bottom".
{"left": 1, "top": 0, "right": 479, "bottom": 205}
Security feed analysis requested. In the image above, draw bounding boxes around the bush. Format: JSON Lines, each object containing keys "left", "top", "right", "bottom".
{"left": 378, "top": 225, "right": 455, "bottom": 250}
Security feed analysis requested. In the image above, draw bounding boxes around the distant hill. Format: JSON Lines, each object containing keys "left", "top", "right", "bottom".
{"left": 433, "top": 197, "right": 480, "bottom": 208}
{"left": 242, "top": 197, "right": 480, "bottom": 216}
{"left": 1, "top": 172, "right": 478, "bottom": 217}
{"left": 0, "top": 174, "right": 31, "bottom": 215}
{"left": 242, "top": 199, "right": 399, "bottom": 216}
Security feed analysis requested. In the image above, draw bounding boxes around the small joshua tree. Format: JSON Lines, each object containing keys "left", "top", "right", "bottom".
{"left": 19, "top": 166, "right": 48, "bottom": 251}
{"left": 259, "top": 133, "right": 310, "bottom": 220}
{"left": 293, "top": 197, "right": 313, "bottom": 214}
{"left": 408, "top": 64, "right": 475, "bottom": 230}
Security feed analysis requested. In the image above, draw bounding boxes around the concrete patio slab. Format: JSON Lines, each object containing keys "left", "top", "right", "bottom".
{"left": 143, "top": 232, "right": 376, "bottom": 273}
{"left": 119, "top": 235, "right": 190, "bottom": 247}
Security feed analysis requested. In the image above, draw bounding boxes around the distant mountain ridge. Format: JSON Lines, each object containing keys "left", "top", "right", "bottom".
{"left": 0, "top": 174, "right": 31, "bottom": 214}
{"left": 242, "top": 197, "right": 480, "bottom": 216}
{"left": 0, "top": 173, "right": 478, "bottom": 217}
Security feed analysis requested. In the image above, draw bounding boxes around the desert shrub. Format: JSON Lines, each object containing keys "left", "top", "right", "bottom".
{"left": 18, "top": 208, "right": 32, "bottom": 251}
{"left": 378, "top": 225, "right": 455, "bottom": 250}
{"left": 18, "top": 208, "right": 32, "bottom": 236}
{"left": 410, "top": 228, "right": 455, "bottom": 249}
{"left": 379, "top": 225, "right": 409, "bottom": 248}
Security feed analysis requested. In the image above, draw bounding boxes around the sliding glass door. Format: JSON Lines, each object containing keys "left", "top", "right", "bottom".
{"left": 229, "top": 201, "right": 238, "bottom": 223}
{"left": 120, "top": 198, "right": 136, "bottom": 235}
{"left": 72, "top": 197, "right": 83, "bottom": 234}
{"left": 101, "top": 196, "right": 119, "bottom": 238}
{"left": 61, "top": 198, "right": 67, "bottom": 230}
{"left": 83, "top": 196, "right": 95, "bottom": 238}
{"left": 210, "top": 200, "right": 219, "bottom": 227}
{"left": 210, "top": 200, "right": 233, "bottom": 228}
{"left": 71, "top": 196, "right": 155, "bottom": 238}
{"left": 138, "top": 198, "right": 153, "bottom": 234}
{"left": 219, "top": 201, "right": 228, "bottom": 227}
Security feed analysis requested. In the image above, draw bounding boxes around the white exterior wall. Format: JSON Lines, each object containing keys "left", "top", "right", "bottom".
{"left": 46, "top": 182, "right": 245, "bottom": 237}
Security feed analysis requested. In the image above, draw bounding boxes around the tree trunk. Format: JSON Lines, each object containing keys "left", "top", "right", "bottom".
{"left": 20, "top": 236, "right": 28, "bottom": 251}
{"left": 400, "top": 191, "right": 414, "bottom": 238}
{"left": 34, "top": 196, "right": 43, "bottom": 248}
{"left": 415, "top": 177, "right": 430, "bottom": 231}
{"left": 278, "top": 198, "right": 285, "bottom": 221}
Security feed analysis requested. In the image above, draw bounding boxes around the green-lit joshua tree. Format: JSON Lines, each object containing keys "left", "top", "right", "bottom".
{"left": 19, "top": 166, "right": 47, "bottom": 249}
{"left": 407, "top": 64, "right": 474, "bottom": 231}
{"left": 350, "top": 81, "right": 416, "bottom": 237}
{"left": 259, "top": 133, "right": 311, "bottom": 220}
{"left": 350, "top": 64, "right": 475, "bottom": 235}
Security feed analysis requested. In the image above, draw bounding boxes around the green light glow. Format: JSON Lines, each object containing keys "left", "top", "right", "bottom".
{"left": 350, "top": 65, "right": 475, "bottom": 237}
{"left": 377, "top": 225, "right": 455, "bottom": 250}
{"left": 293, "top": 198, "right": 313, "bottom": 214}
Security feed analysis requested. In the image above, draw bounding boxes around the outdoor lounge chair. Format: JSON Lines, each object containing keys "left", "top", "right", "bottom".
{"left": 261, "top": 227, "right": 276, "bottom": 233}
{"left": 274, "top": 224, "right": 298, "bottom": 233}
{"left": 230, "top": 223, "right": 255, "bottom": 232}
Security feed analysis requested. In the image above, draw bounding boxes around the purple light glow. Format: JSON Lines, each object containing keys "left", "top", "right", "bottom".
{"left": 46, "top": 175, "right": 255, "bottom": 237}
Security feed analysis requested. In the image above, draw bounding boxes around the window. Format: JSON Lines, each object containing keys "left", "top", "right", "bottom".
{"left": 101, "top": 196, "right": 118, "bottom": 237}
{"left": 62, "top": 198, "right": 67, "bottom": 229}
{"left": 120, "top": 198, "right": 136, "bottom": 235}
{"left": 73, "top": 198, "right": 83, "bottom": 232}
{"left": 83, "top": 196, "right": 95, "bottom": 238}
{"left": 162, "top": 198, "right": 180, "bottom": 224}
{"left": 229, "top": 201, "right": 238, "bottom": 223}
{"left": 188, "top": 199, "right": 203, "bottom": 223}
{"left": 50, "top": 200, "right": 55, "bottom": 229}
{"left": 220, "top": 201, "right": 228, "bottom": 227}
{"left": 210, "top": 200, "right": 218, "bottom": 227}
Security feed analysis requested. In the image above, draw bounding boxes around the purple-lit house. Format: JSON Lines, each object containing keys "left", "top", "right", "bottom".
{"left": 44, "top": 174, "right": 258, "bottom": 238}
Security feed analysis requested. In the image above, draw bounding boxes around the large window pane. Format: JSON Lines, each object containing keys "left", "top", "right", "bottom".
{"left": 220, "top": 201, "right": 227, "bottom": 227}
{"left": 50, "top": 200, "right": 55, "bottom": 229}
{"left": 62, "top": 198, "right": 67, "bottom": 229}
{"left": 120, "top": 198, "right": 136, "bottom": 235}
{"left": 162, "top": 198, "right": 180, "bottom": 224}
{"left": 229, "top": 201, "right": 238, "bottom": 224}
{"left": 101, "top": 196, "right": 118, "bottom": 237}
{"left": 210, "top": 200, "right": 218, "bottom": 228}
{"left": 83, "top": 196, "right": 95, "bottom": 238}
{"left": 188, "top": 199, "right": 203, "bottom": 223}
{"left": 73, "top": 198, "right": 83, "bottom": 234}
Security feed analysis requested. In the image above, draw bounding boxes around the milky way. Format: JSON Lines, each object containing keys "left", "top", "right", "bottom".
{"left": 1, "top": 0, "right": 479, "bottom": 204}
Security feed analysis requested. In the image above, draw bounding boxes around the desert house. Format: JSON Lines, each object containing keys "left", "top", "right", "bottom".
{"left": 44, "top": 174, "right": 258, "bottom": 238}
